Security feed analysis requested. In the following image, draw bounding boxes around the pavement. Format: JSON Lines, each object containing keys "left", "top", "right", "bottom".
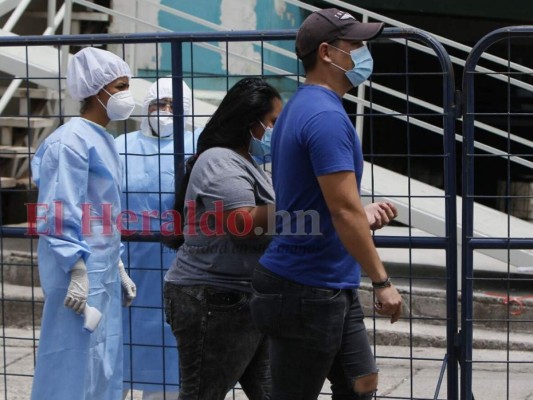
{"left": 1, "top": 326, "right": 532, "bottom": 400}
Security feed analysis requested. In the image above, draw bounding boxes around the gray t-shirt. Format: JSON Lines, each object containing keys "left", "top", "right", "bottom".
{"left": 165, "top": 147, "right": 275, "bottom": 292}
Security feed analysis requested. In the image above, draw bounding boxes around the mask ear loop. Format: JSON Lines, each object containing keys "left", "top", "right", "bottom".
{"left": 149, "top": 100, "right": 162, "bottom": 137}
{"left": 328, "top": 43, "right": 351, "bottom": 56}
{"left": 95, "top": 87, "right": 113, "bottom": 111}
{"left": 149, "top": 111, "right": 159, "bottom": 137}
{"left": 250, "top": 119, "right": 263, "bottom": 141}
{"left": 327, "top": 44, "right": 351, "bottom": 73}
{"left": 95, "top": 93, "right": 108, "bottom": 111}
{"left": 330, "top": 61, "right": 348, "bottom": 73}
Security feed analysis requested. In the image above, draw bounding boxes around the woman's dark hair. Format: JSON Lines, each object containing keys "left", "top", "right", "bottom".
{"left": 80, "top": 98, "right": 91, "bottom": 114}
{"left": 163, "top": 77, "right": 281, "bottom": 249}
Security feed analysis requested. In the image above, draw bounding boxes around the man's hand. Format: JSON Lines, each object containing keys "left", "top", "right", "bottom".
{"left": 118, "top": 260, "right": 136, "bottom": 307}
{"left": 365, "top": 202, "right": 398, "bottom": 230}
{"left": 374, "top": 285, "right": 402, "bottom": 323}
{"left": 64, "top": 259, "right": 89, "bottom": 314}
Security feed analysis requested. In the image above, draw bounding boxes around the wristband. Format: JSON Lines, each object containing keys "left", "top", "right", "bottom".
{"left": 372, "top": 277, "right": 392, "bottom": 289}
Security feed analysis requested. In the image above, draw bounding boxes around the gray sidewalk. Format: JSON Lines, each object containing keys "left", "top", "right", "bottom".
{"left": 2, "top": 327, "right": 532, "bottom": 400}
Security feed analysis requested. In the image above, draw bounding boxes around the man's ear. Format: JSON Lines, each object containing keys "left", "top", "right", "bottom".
{"left": 317, "top": 42, "right": 332, "bottom": 63}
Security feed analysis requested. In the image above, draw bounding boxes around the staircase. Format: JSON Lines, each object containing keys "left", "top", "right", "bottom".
{"left": 0, "top": 1, "right": 95, "bottom": 184}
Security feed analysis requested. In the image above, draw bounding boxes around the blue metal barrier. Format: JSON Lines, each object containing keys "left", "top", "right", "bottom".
{"left": 462, "top": 26, "right": 533, "bottom": 400}
{"left": 0, "top": 28, "right": 458, "bottom": 399}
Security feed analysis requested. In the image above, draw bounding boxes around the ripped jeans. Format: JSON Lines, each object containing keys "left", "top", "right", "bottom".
{"left": 164, "top": 283, "right": 270, "bottom": 400}
{"left": 250, "top": 266, "right": 377, "bottom": 400}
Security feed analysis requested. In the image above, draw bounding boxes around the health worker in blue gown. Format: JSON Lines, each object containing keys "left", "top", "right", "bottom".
{"left": 116, "top": 77, "right": 196, "bottom": 400}
{"left": 30, "top": 47, "right": 137, "bottom": 400}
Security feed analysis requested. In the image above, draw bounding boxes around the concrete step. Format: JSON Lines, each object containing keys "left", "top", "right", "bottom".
{"left": 0, "top": 87, "right": 60, "bottom": 100}
{"left": 1, "top": 250, "right": 39, "bottom": 287}
{"left": 367, "top": 318, "right": 533, "bottom": 351}
{"left": 0, "top": 267, "right": 531, "bottom": 354}
{"left": 1, "top": 247, "right": 43, "bottom": 327}
{"left": 0, "top": 176, "right": 16, "bottom": 188}
{"left": 0, "top": 116, "right": 55, "bottom": 129}
{"left": 359, "top": 281, "right": 533, "bottom": 334}
{"left": 0, "top": 282, "right": 43, "bottom": 327}
{"left": 2, "top": 281, "right": 530, "bottom": 352}
{"left": 1, "top": 246, "right": 532, "bottom": 351}
{"left": 357, "top": 284, "right": 533, "bottom": 350}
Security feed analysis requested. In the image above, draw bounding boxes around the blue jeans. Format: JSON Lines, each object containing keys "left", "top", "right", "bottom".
{"left": 250, "top": 266, "right": 377, "bottom": 400}
{"left": 164, "top": 283, "right": 270, "bottom": 400}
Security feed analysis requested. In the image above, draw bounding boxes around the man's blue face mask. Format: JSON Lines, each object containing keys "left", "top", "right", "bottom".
{"left": 249, "top": 120, "right": 273, "bottom": 160}
{"left": 328, "top": 44, "right": 374, "bottom": 88}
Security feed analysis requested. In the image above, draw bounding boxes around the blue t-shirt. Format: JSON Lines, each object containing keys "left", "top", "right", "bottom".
{"left": 260, "top": 85, "right": 364, "bottom": 289}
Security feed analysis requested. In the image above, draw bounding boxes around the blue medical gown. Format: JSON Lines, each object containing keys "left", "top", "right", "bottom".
{"left": 115, "top": 130, "right": 196, "bottom": 392}
{"left": 30, "top": 117, "right": 123, "bottom": 400}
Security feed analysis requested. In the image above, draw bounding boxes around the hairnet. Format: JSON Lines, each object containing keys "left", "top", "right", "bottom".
{"left": 67, "top": 47, "right": 132, "bottom": 101}
{"left": 140, "top": 77, "right": 193, "bottom": 135}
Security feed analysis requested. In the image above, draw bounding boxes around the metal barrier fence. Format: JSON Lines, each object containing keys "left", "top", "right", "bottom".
{"left": 462, "top": 27, "right": 533, "bottom": 400}
{"left": 0, "top": 29, "right": 459, "bottom": 399}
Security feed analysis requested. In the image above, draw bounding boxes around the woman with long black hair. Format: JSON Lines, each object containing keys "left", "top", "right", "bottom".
{"left": 164, "top": 77, "right": 282, "bottom": 400}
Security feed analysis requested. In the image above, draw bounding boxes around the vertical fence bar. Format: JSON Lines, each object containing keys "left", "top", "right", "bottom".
{"left": 460, "top": 67, "right": 475, "bottom": 399}
{"left": 171, "top": 39, "right": 185, "bottom": 195}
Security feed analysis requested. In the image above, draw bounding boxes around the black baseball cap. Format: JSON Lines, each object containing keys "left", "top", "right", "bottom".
{"left": 296, "top": 8, "right": 384, "bottom": 59}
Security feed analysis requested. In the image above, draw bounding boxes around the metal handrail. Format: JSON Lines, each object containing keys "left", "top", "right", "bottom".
{"left": 64, "top": 0, "right": 533, "bottom": 171}
{"left": 0, "top": 1, "right": 65, "bottom": 115}
{"left": 0, "top": 0, "right": 529, "bottom": 169}
{"left": 284, "top": 0, "right": 533, "bottom": 168}
{"left": 319, "top": 0, "right": 533, "bottom": 75}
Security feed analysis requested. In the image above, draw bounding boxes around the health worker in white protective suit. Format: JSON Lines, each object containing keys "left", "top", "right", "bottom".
{"left": 30, "top": 47, "right": 137, "bottom": 400}
{"left": 116, "top": 77, "right": 196, "bottom": 399}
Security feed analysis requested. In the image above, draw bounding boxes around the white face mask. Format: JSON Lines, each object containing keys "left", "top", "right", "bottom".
{"left": 98, "top": 89, "right": 135, "bottom": 121}
{"left": 149, "top": 110, "right": 174, "bottom": 137}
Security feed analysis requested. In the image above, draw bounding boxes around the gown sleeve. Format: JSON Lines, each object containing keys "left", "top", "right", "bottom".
{"left": 33, "top": 141, "right": 92, "bottom": 273}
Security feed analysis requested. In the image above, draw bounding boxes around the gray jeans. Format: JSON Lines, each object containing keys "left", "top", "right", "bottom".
{"left": 164, "top": 283, "right": 271, "bottom": 400}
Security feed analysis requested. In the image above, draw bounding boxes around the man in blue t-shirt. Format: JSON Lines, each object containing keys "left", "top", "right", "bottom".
{"left": 250, "top": 8, "right": 403, "bottom": 400}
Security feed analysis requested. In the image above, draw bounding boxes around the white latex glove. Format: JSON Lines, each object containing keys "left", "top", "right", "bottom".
{"left": 64, "top": 259, "right": 89, "bottom": 314}
{"left": 118, "top": 260, "right": 136, "bottom": 307}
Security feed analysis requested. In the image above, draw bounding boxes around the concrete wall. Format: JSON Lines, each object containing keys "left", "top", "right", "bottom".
{"left": 111, "top": 0, "right": 303, "bottom": 90}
